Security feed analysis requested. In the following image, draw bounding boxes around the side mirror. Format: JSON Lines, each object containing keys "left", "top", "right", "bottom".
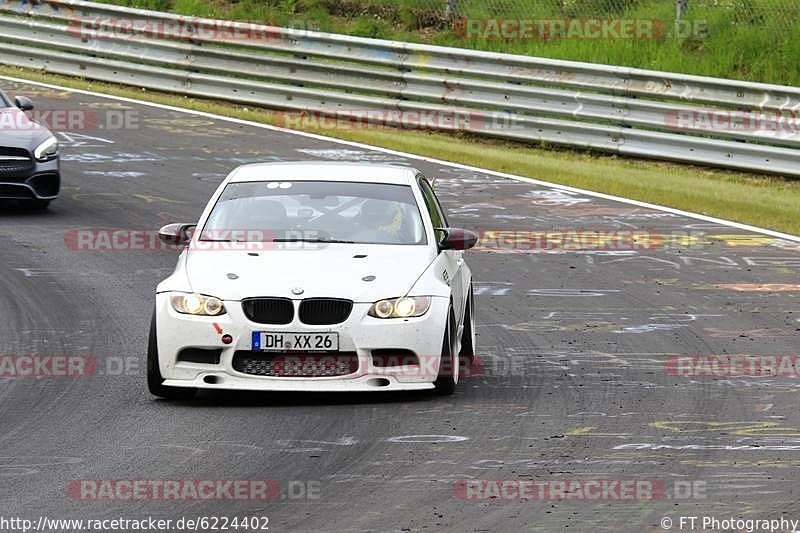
{"left": 158, "top": 223, "right": 195, "bottom": 246}
{"left": 436, "top": 228, "right": 478, "bottom": 251}
{"left": 14, "top": 96, "right": 34, "bottom": 111}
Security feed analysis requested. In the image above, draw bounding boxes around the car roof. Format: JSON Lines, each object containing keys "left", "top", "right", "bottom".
{"left": 227, "top": 162, "right": 420, "bottom": 186}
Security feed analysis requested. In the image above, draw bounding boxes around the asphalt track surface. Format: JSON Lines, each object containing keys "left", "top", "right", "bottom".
{"left": 1, "top": 79, "right": 800, "bottom": 533}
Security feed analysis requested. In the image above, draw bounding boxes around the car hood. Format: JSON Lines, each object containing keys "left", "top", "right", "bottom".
{"left": 0, "top": 107, "right": 53, "bottom": 149}
{"left": 184, "top": 243, "right": 435, "bottom": 302}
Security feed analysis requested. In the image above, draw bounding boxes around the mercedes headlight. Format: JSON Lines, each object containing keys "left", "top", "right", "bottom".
{"left": 34, "top": 136, "right": 59, "bottom": 162}
{"left": 170, "top": 292, "right": 226, "bottom": 316}
{"left": 368, "top": 296, "right": 431, "bottom": 319}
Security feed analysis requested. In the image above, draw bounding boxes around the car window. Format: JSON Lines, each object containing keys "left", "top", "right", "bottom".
{"left": 417, "top": 176, "right": 448, "bottom": 228}
{"left": 201, "top": 180, "right": 427, "bottom": 245}
{"left": 0, "top": 91, "right": 10, "bottom": 108}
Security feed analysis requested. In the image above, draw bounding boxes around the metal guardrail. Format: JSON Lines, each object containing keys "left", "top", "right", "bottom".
{"left": 1, "top": 0, "right": 800, "bottom": 176}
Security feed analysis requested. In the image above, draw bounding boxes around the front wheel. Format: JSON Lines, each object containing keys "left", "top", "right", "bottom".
{"left": 434, "top": 308, "right": 457, "bottom": 395}
{"left": 147, "top": 310, "right": 196, "bottom": 400}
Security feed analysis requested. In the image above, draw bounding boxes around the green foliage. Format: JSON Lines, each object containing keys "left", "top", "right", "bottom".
{"left": 558, "top": 0, "right": 643, "bottom": 17}
{"left": 126, "top": 0, "right": 172, "bottom": 11}
{"left": 91, "top": 0, "right": 800, "bottom": 85}
{"left": 350, "top": 15, "right": 393, "bottom": 39}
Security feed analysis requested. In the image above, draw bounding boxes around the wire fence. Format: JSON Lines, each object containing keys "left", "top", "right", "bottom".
{"left": 99, "top": 0, "right": 800, "bottom": 26}
{"left": 82, "top": 0, "right": 800, "bottom": 84}
{"left": 92, "top": 0, "right": 800, "bottom": 37}
{"left": 337, "top": 0, "right": 800, "bottom": 32}
{"left": 410, "top": 0, "right": 797, "bottom": 19}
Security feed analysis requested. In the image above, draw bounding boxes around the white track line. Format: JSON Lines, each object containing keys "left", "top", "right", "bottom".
{"left": 3, "top": 73, "right": 798, "bottom": 242}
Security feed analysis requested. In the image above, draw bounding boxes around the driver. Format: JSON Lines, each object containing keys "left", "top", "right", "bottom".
{"left": 356, "top": 199, "right": 404, "bottom": 243}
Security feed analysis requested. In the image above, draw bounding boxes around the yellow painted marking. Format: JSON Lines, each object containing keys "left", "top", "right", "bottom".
{"left": 713, "top": 283, "right": 800, "bottom": 292}
{"left": 413, "top": 51, "right": 430, "bottom": 67}
{"left": 132, "top": 194, "right": 186, "bottom": 204}
{"left": 651, "top": 420, "right": 800, "bottom": 437}
{"left": 565, "top": 426, "right": 632, "bottom": 437}
{"left": 681, "top": 458, "right": 800, "bottom": 468}
{"left": 661, "top": 234, "right": 708, "bottom": 246}
{"left": 706, "top": 234, "right": 777, "bottom": 246}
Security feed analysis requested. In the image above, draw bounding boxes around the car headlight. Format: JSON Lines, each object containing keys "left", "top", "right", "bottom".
{"left": 170, "top": 293, "right": 226, "bottom": 316}
{"left": 33, "top": 136, "right": 59, "bottom": 162}
{"left": 368, "top": 296, "right": 431, "bottom": 319}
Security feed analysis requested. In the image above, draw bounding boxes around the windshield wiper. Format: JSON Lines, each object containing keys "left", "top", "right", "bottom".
{"left": 272, "top": 238, "right": 357, "bottom": 244}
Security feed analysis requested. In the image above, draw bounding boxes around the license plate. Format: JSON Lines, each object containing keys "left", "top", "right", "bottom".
{"left": 252, "top": 332, "right": 339, "bottom": 352}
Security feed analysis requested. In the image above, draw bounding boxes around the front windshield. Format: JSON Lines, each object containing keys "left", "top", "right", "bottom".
{"left": 200, "top": 180, "right": 427, "bottom": 245}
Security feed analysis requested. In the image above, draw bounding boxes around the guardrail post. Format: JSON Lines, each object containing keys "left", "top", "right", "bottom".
{"left": 676, "top": 0, "right": 688, "bottom": 20}
{"left": 445, "top": 0, "right": 457, "bottom": 20}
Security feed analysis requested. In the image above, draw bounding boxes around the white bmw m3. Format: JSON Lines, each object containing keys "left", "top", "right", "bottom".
{"left": 148, "top": 162, "right": 477, "bottom": 399}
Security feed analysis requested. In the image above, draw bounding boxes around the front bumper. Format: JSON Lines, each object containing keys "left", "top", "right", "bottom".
{"left": 155, "top": 293, "right": 449, "bottom": 392}
{"left": 0, "top": 156, "right": 60, "bottom": 200}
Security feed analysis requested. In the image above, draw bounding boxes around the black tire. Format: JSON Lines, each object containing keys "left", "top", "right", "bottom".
{"left": 147, "top": 310, "right": 197, "bottom": 400}
{"left": 459, "top": 285, "right": 475, "bottom": 360}
{"left": 22, "top": 199, "right": 51, "bottom": 211}
{"left": 434, "top": 308, "right": 457, "bottom": 396}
